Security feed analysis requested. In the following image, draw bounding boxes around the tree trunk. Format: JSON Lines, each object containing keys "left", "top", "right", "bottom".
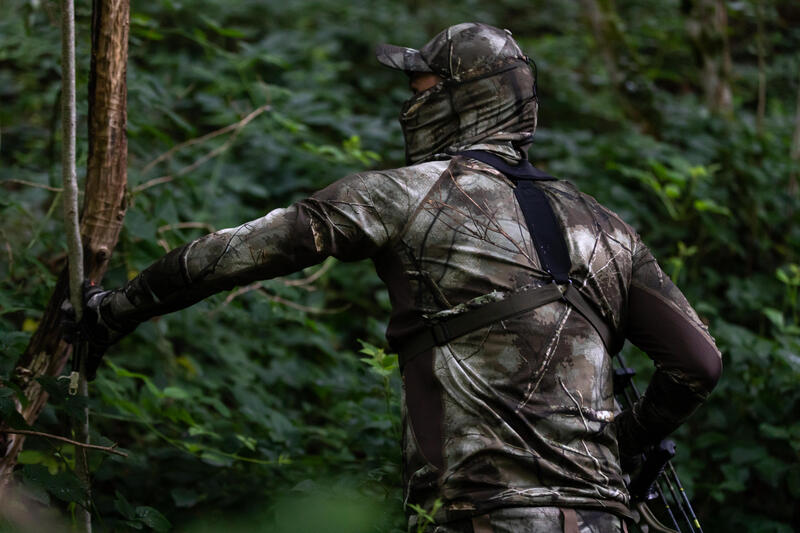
{"left": 684, "top": 0, "right": 734, "bottom": 115}
{"left": 791, "top": 69, "right": 800, "bottom": 193}
{"left": 755, "top": 0, "right": 767, "bottom": 133}
{"left": 581, "top": 0, "right": 661, "bottom": 134}
{"left": 0, "top": 0, "right": 130, "bottom": 486}
{"left": 792, "top": 71, "right": 800, "bottom": 162}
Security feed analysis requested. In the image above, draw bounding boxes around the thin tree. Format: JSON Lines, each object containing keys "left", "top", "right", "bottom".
{"left": 580, "top": 0, "right": 662, "bottom": 134}
{"left": 684, "top": 0, "right": 734, "bottom": 115}
{"left": 60, "top": 0, "right": 92, "bottom": 529}
{"left": 0, "top": 0, "right": 130, "bottom": 493}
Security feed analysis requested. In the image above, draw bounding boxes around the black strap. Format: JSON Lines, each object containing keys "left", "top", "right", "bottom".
{"left": 399, "top": 284, "right": 564, "bottom": 367}
{"left": 459, "top": 150, "right": 568, "bottom": 283}
{"left": 398, "top": 283, "right": 616, "bottom": 367}
{"left": 397, "top": 152, "right": 618, "bottom": 368}
{"left": 514, "top": 180, "right": 571, "bottom": 284}
{"left": 458, "top": 150, "right": 555, "bottom": 181}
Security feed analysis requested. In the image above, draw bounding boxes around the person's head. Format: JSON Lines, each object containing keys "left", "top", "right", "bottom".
{"left": 376, "top": 22, "right": 538, "bottom": 164}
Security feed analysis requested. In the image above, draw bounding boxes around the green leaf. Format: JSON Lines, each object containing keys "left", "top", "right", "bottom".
{"left": 135, "top": 506, "right": 172, "bottom": 532}
{"left": 236, "top": 434, "right": 257, "bottom": 451}
{"left": 763, "top": 308, "right": 785, "bottom": 329}
{"left": 23, "top": 465, "right": 85, "bottom": 503}
{"left": 759, "top": 423, "right": 790, "bottom": 440}
{"left": 115, "top": 490, "right": 137, "bottom": 520}
{"left": 693, "top": 198, "right": 731, "bottom": 216}
{"left": 171, "top": 487, "right": 203, "bottom": 508}
{"left": 162, "top": 386, "right": 190, "bottom": 400}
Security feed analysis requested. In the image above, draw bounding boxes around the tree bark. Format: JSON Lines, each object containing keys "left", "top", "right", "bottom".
{"left": 684, "top": 0, "right": 734, "bottom": 115}
{"left": 0, "top": 0, "right": 130, "bottom": 487}
{"left": 755, "top": 0, "right": 767, "bottom": 133}
{"left": 792, "top": 71, "right": 800, "bottom": 163}
{"left": 581, "top": 0, "right": 662, "bottom": 134}
{"left": 791, "top": 69, "right": 800, "bottom": 193}
{"left": 60, "top": 0, "right": 92, "bottom": 529}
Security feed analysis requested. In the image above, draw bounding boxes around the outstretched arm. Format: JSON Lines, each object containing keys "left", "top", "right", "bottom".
{"left": 93, "top": 168, "right": 419, "bottom": 339}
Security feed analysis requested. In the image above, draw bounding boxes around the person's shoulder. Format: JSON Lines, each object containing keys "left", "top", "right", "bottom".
{"left": 371, "top": 159, "right": 451, "bottom": 180}
{"left": 331, "top": 159, "right": 450, "bottom": 187}
{"left": 552, "top": 179, "right": 641, "bottom": 243}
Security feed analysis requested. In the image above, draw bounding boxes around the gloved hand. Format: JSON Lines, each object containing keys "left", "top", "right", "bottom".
{"left": 60, "top": 280, "right": 121, "bottom": 379}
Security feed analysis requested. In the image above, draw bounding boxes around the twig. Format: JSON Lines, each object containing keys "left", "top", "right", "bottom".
{"left": 2, "top": 237, "right": 12, "bottom": 274}
{"left": 1, "top": 179, "right": 63, "bottom": 192}
{"left": 0, "top": 430, "right": 128, "bottom": 457}
{"left": 133, "top": 105, "right": 272, "bottom": 194}
{"left": 213, "top": 278, "right": 349, "bottom": 316}
{"left": 283, "top": 257, "right": 335, "bottom": 286}
{"left": 157, "top": 221, "right": 216, "bottom": 234}
{"left": 132, "top": 131, "right": 239, "bottom": 193}
{"left": 141, "top": 104, "right": 270, "bottom": 174}
{"left": 262, "top": 293, "right": 350, "bottom": 315}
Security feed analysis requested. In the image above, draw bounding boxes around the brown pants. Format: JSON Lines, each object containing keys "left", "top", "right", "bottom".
{"left": 422, "top": 507, "right": 627, "bottom": 533}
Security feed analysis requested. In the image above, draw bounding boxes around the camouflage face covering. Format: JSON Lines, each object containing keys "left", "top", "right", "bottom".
{"left": 399, "top": 62, "right": 537, "bottom": 164}
{"left": 378, "top": 23, "right": 538, "bottom": 164}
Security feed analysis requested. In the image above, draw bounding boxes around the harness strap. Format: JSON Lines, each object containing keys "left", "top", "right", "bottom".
{"left": 458, "top": 149, "right": 556, "bottom": 181}
{"left": 397, "top": 152, "right": 618, "bottom": 370}
{"left": 399, "top": 284, "right": 564, "bottom": 368}
{"left": 561, "top": 508, "right": 579, "bottom": 533}
{"left": 562, "top": 284, "right": 615, "bottom": 352}
{"left": 471, "top": 514, "right": 494, "bottom": 533}
{"left": 515, "top": 179, "right": 571, "bottom": 284}
{"left": 397, "top": 283, "right": 615, "bottom": 368}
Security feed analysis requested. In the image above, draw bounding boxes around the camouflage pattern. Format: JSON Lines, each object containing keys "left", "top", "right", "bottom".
{"left": 98, "top": 136, "right": 720, "bottom": 529}
{"left": 377, "top": 23, "right": 537, "bottom": 164}
{"left": 416, "top": 507, "right": 625, "bottom": 533}
{"left": 376, "top": 22, "right": 529, "bottom": 81}
{"left": 95, "top": 22, "right": 720, "bottom": 533}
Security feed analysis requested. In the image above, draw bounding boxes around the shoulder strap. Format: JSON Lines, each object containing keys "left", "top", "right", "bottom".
{"left": 397, "top": 152, "right": 619, "bottom": 370}
{"left": 458, "top": 150, "right": 568, "bottom": 283}
{"left": 458, "top": 149, "right": 556, "bottom": 181}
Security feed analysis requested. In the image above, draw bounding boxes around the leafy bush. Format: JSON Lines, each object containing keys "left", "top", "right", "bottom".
{"left": 1, "top": 0, "right": 798, "bottom": 531}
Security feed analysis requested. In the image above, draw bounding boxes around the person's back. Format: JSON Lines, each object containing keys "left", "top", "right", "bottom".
{"left": 71, "top": 23, "right": 721, "bottom": 533}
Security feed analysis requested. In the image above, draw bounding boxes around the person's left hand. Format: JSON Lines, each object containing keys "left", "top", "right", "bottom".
{"left": 60, "top": 280, "right": 119, "bottom": 379}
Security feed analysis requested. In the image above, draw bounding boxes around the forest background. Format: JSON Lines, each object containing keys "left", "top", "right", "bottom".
{"left": 1, "top": 0, "right": 799, "bottom": 531}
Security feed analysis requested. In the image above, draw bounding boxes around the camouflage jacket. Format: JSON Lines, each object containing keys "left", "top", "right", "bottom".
{"left": 101, "top": 141, "right": 721, "bottom": 522}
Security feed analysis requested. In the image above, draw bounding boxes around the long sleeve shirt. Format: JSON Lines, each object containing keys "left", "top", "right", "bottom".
{"left": 100, "top": 143, "right": 721, "bottom": 521}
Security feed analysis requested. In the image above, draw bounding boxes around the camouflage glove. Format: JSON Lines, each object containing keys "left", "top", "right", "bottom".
{"left": 60, "top": 280, "right": 125, "bottom": 379}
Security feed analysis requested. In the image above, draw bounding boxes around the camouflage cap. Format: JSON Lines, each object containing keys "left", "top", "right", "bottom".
{"left": 376, "top": 22, "right": 528, "bottom": 82}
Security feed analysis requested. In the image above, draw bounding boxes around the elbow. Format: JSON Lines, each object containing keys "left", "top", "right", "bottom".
{"left": 694, "top": 346, "right": 722, "bottom": 394}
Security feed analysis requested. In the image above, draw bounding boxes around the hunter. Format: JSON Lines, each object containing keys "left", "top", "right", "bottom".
{"left": 68, "top": 23, "right": 722, "bottom": 533}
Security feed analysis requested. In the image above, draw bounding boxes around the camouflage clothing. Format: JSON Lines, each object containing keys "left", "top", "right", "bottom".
{"left": 93, "top": 22, "right": 721, "bottom": 533}
{"left": 377, "top": 23, "right": 537, "bottom": 164}
{"left": 98, "top": 139, "right": 721, "bottom": 529}
{"left": 419, "top": 507, "right": 625, "bottom": 533}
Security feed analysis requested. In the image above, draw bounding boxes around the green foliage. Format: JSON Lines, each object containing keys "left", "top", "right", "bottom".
{"left": 1, "top": 0, "right": 799, "bottom": 532}
{"left": 407, "top": 499, "right": 443, "bottom": 533}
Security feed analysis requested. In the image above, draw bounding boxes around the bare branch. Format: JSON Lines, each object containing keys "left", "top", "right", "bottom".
{"left": 133, "top": 131, "right": 244, "bottom": 194}
{"left": 157, "top": 221, "right": 216, "bottom": 234}
{"left": 213, "top": 271, "right": 349, "bottom": 316}
{"left": 283, "top": 257, "right": 336, "bottom": 286}
{"left": 141, "top": 104, "right": 270, "bottom": 174}
{"left": 0, "top": 430, "right": 128, "bottom": 457}
{"left": 1, "top": 179, "right": 64, "bottom": 192}
{"left": 261, "top": 293, "right": 351, "bottom": 315}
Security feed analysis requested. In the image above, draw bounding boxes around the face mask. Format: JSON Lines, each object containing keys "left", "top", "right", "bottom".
{"left": 399, "top": 83, "right": 457, "bottom": 165}
{"left": 399, "top": 62, "right": 538, "bottom": 165}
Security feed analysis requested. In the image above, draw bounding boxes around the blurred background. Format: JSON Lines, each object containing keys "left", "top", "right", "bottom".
{"left": 1, "top": 0, "right": 799, "bottom": 531}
